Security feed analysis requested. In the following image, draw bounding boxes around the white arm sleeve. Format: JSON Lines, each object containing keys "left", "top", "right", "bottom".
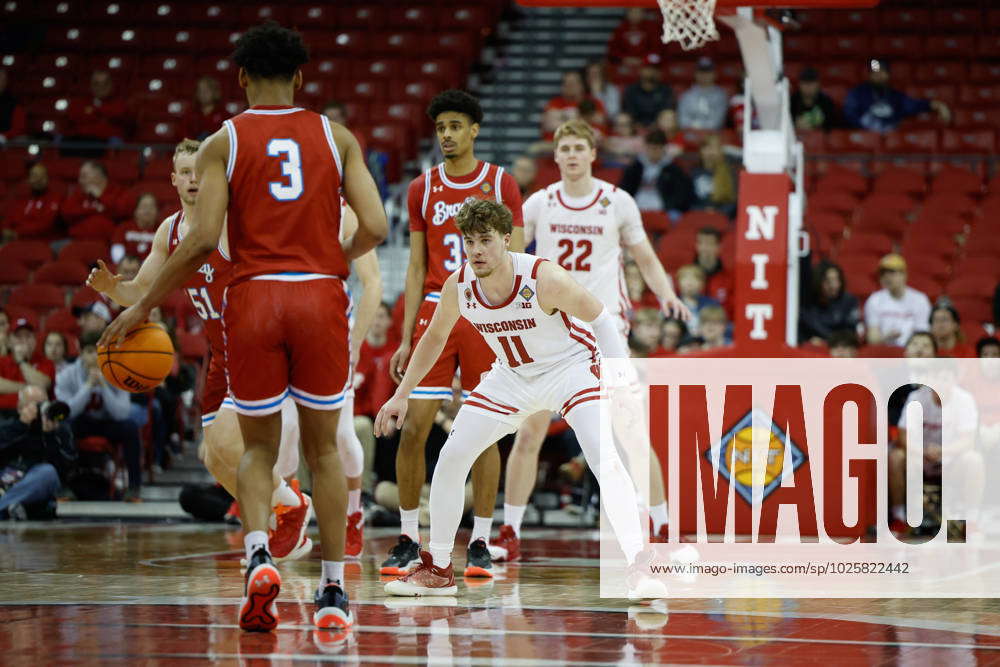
{"left": 589, "top": 308, "right": 628, "bottom": 359}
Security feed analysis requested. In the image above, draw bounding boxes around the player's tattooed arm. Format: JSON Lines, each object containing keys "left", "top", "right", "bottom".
{"left": 87, "top": 217, "right": 171, "bottom": 307}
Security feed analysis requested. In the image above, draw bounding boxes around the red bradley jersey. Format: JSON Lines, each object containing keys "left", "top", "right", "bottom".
{"left": 223, "top": 105, "right": 348, "bottom": 284}
{"left": 408, "top": 160, "right": 523, "bottom": 294}
{"left": 167, "top": 210, "right": 230, "bottom": 360}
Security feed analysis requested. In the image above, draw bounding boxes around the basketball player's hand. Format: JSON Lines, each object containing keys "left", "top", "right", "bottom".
{"left": 389, "top": 343, "right": 411, "bottom": 384}
{"left": 86, "top": 260, "right": 122, "bottom": 296}
{"left": 374, "top": 395, "right": 408, "bottom": 437}
{"left": 660, "top": 295, "right": 692, "bottom": 322}
{"left": 99, "top": 302, "right": 150, "bottom": 348}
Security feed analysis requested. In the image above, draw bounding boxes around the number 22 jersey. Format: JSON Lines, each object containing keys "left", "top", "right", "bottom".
{"left": 408, "top": 160, "right": 524, "bottom": 295}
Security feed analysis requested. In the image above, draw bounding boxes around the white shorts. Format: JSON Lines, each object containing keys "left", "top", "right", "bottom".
{"left": 463, "top": 361, "right": 603, "bottom": 428}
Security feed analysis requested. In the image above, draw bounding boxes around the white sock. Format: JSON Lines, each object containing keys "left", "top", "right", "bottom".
{"left": 400, "top": 507, "right": 420, "bottom": 542}
{"left": 271, "top": 479, "right": 300, "bottom": 508}
{"left": 319, "top": 560, "right": 344, "bottom": 594}
{"left": 892, "top": 504, "right": 906, "bottom": 522}
{"left": 244, "top": 530, "right": 268, "bottom": 561}
{"left": 348, "top": 489, "right": 361, "bottom": 515}
{"left": 471, "top": 515, "right": 492, "bottom": 543}
{"left": 504, "top": 504, "right": 526, "bottom": 537}
{"left": 430, "top": 545, "right": 452, "bottom": 569}
{"left": 650, "top": 502, "right": 669, "bottom": 532}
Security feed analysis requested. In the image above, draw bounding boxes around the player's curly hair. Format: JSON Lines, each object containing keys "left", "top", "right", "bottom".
{"left": 455, "top": 198, "right": 513, "bottom": 237}
{"left": 231, "top": 22, "right": 309, "bottom": 81}
{"left": 426, "top": 89, "right": 484, "bottom": 125}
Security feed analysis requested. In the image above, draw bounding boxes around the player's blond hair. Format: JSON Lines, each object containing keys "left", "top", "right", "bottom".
{"left": 172, "top": 138, "right": 201, "bottom": 166}
{"left": 455, "top": 198, "right": 513, "bottom": 237}
{"left": 553, "top": 119, "right": 597, "bottom": 149}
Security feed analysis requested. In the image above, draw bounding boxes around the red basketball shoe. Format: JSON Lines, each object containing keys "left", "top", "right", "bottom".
{"left": 269, "top": 481, "right": 313, "bottom": 562}
{"left": 345, "top": 511, "right": 364, "bottom": 560}
{"left": 488, "top": 524, "right": 521, "bottom": 562}
{"left": 384, "top": 551, "right": 458, "bottom": 596}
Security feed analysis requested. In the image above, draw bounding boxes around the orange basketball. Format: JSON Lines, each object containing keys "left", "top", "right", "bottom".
{"left": 98, "top": 322, "right": 175, "bottom": 393}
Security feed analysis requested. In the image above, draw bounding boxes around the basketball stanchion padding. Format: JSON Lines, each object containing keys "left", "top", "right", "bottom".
{"left": 98, "top": 321, "right": 176, "bottom": 393}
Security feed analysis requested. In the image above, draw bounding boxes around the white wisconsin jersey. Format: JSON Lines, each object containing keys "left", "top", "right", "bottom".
{"left": 524, "top": 179, "right": 646, "bottom": 331}
{"left": 457, "top": 252, "right": 598, "bottom": 377}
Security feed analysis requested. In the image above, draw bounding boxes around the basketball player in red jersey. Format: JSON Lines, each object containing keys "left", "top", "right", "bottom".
{"left": 383, "top": 90, "right": 524, "bottom": 580}
{"left": 100, "top": 23, "right": 388, "bottom": 632}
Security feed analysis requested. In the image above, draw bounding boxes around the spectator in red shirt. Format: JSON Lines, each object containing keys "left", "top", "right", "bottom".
{"left": 1, "top": 163, "right": 62, "bottom": 242}
{"left": 110, "top": 192, "right": 159, "bottom": 263}
{"left": 181, "top": 77, "right": 227, "bottom": 141}
{"left": 354, "top": 302, "right": 396, "bottom": 420}
{"left": 0, "top": 318, "right": 56, "bottom": 414}
{"left": 61, "top": 160, "right": 134, "bottom": 241}
{"left": 695, "top": 226, "right": 733, "bottom": 316}
{"left": 541, "top": 70, "right": 606, "bottom": 141}
{"left": 64, "top": 70, "right": 131, "bottom": 154}
{"left": 930, "top": 305, "right": 975, "bottom": 358}
{"left": 607, "top": 8, "right": 660, "bottom": 69}
{"left": 0, "top": 68, "right": 27, "bottom": 141}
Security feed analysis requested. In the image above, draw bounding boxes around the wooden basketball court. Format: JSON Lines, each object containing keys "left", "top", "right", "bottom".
{"left": 5, "top": 522, "right": 1000, "bottom": 664}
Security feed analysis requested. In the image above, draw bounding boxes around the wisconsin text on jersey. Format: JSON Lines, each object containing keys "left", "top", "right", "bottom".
{"left": 548, "top": 223, "right": 604, "bottom": 235}
{"left": 472, "top": 319, "right": 538, "bottom": 334}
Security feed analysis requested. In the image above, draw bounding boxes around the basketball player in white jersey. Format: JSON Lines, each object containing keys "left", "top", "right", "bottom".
{"left": 375, "top": 199, "right": 665, "bottom": 599}
{"left": 491, "top": 120, "right": 690, "bottom": 561}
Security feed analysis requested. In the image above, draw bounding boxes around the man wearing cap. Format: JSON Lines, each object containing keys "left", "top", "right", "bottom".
{"left": 845, "top": 58, "right": 950, "bottom": 133}
{"left": 0, "top": 318, "right": 56, "bottom": 418}
{"left": 678, "top": 57, "right": 728, "bottom": 130}
{"left": 76, "top": 301, "right": 113, "bottom": 336}
{"left": 791, "top": 67, "right": 841, "bottom": 131}
{"left": 864, "top": 254, "right": 932, "bottom": 347}
{"left": 622, "top": 53, "right": 676, "bottom": 128}
{"left": 55, "top": 331, "right": 142, "bottom": 500}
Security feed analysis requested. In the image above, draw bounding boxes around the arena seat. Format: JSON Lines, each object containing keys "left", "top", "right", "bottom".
{"left": 0, "top": 241, "right": 54, "bottom": 270}
{"left": 640, "top": 211, "right": 672, "bottom": 234}
{"left": 871, "top": 167, "right": 926, "bottom": 196}
{"left": 949, "top": 297, "right": 993, "bottom": 325}
{"left": 58, "top": 240, "right": 109, "bottom": 266}
{"left": 0, "top": 263, "right": 30, "bottom": 287}
{"left": 33, "top": 261, "right": 90, "bottom": 287}
{"left": 931, "top": 167, "right": 983, "bottom": 196}
{"left": 941, "top": 129, "right": 997, "bottom": 155}
{"left": 7, "top": 284, "right": 66, "bottom": 313}
{"left": 44, "top": 308, "right": 80, "bottom": 337}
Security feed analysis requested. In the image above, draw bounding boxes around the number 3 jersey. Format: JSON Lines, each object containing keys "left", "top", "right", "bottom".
{"left": 456, "top": 252, "right": 598, "bottom": 378}
{"left": 523, "top": 179, "right": 646, "bottom": 332}
{"left": 408, "top": 160, "right": 524, "bottom": 295}
{"left": 223, "top": 105, "right": 348, "bottom": 285}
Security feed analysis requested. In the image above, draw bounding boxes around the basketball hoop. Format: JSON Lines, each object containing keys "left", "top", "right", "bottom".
{"left": 656, "top": 0, "right": 719, "bottom": 50}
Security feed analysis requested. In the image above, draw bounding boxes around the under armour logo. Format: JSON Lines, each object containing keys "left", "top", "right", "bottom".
{"left": 468, "top": 301, "right": 477, "bottom": 309}
{"left": 198, "top": 263, "right": 215, "bottom": 283}
{"left": 432, "top": 185, "right": 444, "bottom": 193}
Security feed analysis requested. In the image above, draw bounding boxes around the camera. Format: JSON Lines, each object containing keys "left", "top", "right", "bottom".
{"left": 35, "top": 400, "right": 70, "bottom": 427}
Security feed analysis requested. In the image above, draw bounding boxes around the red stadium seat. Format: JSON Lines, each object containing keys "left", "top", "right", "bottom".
{"left": 7, "top": 284, "right": 65, "bottom": 313}
{"left": 878, "top": 35, "right": 921, "bottom": 60}
{"left": 177, "top": 329, "right": 209, "bottom": 362}
{"left": 335, "top": 79, "right": 387, "bottom": 103}
{"left": 46, "top": 26, "right": 92, "bottom": 51}
{"left": 931, "top": 8, "right": 979, "bottom": 32}
{"left": 421, "top": 33, "right": 476, "bottom": 61}
{"left": 387, "top": 5, "right": 434, "bottom": 30}
{"left": 240, "top": 5, "right": 288, "bottom": 25}
{"left": 797, "top": 131, "right": 826, "bottom": 154}
{"left": 931, "top": 167, "right": 983, "bottom": 196}
{"left": 976, "top": 34, "right": 1000, "bottom": 59}
{"left": 808, "top": 192, "right": 858, "bottom": 216}
{"left": 949, "top": 298, "right": 993, "bottom": 325}
{"left": 44, "top": 308, "right": 80, "bottom": 337}
{"left": 871, "top": 167, "right": 926, "bottom": 196}
{"left": 398, "top": 80, "right": 439, "bottom": 106}
{"left": 403, "top": 60, "right": 463, "bottom": 88}
{"left": 33, "top": 261, "right": 89, "bottom": 287}
{"left": 881, "top": 130, "right": 938, "bottom": 155}
{"left": 969, "top": 63, "right": 1000, "bottom": 85}
{"left": 370, "top": 32, "right": 421, "bottom": 58}
{"left": 819, "top": 61, "right": 861, "bottom": 86}
{"left": 914, "top": 62, "right": 967, "bottom": 85}
{"left": 924, "top": 35, "right": 975, "bottom": 59}
{"left": 840, "top": 230, "right": 894, "bottom": 259}
{"left": 0, "top": 241, "right": 53, "bottom": 269}
{"left": 3, "top": 306, "right": 40, "bottom": 333}
{"left": 837, "top": 257, "right": 879, "bottom": 298}
{"left": 900, "top": 229, "right": 960, "bottom": 260}
{"left": 820, "top": 35, "right": 870, "bottom": 59}
{"left": 946, "top": 274, "right": 995, "bottom": 301}
{"left": 58, "top": 240, "right": 109, "bottom": 266}
{"left": 920, "top": 193, "right": 977, "bottom": 219}
{"left": 450, "top": 5, "right": 491, "bottom": 30}
{"left": 290, "top": 5, "right": 337, "bottom": 28}
{"left": 640, "top": 211, "right": 672, "bottom": 234}
{"left": 0, "top": 262, "right": 29, "bottom": 286}
{"left": 814, "top": 165, "right": 868, "bottom": 196}
{"left": 952, "top": 108, "right": 993, "bottom": 129}
{"left": 826, "top": 130, "right": 881, "bottom": 154}
{"left": 958, "top": 84, "right": 1000, "bottom": 107}
{"left": 941, "top": 129, "right": 997, "bottom": 155}
{"left": 337, "top": 5, "right": 387, "bottom": 30}
{"left": 675, "top": 210, "right": 728, "bottom": 234}
{"left": 70, "top": 287, "right": 102, "bottom": 310}
{"left": 880, "top": 8, "right": 930, "bottom": 32}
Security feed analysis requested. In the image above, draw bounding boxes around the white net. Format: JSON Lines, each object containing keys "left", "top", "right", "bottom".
{"left": 656, "top": 0, "right": 720, "bottom": 50}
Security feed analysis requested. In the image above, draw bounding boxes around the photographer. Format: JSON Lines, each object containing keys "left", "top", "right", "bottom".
{"left": 55, "top": 331, "right": 142, "bottom": 500}
{"left": 0, "top": 386, "right": 75, "bottom": 520}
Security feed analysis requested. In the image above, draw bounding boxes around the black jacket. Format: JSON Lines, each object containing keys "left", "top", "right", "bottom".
{"left": 799, "top": 291, "right": 861, "bottom": 341}
{"left": 619, "top": 159, "right": 693, "bottom": 213}
{"left": 0, "top": 418, "right": 77, "bottom": 482}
